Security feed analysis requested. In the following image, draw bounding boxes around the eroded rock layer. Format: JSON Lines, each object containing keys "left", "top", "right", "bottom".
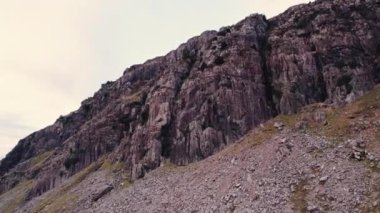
{"left": 0, "top": 0, "right": 379, "bottom": 200}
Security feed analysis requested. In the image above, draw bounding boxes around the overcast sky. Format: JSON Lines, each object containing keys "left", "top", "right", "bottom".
{"left": 0, "top": 0, "right": 311, "bottom": 159}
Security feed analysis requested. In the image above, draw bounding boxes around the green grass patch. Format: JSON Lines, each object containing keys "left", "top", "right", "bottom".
{"left": 290, "top": 180, "right": 308, "bottom": 213}
{"left": 100, "top": 160, "right": 124, "bottom": 173}
{"left": 31, "top": 151, "right": 53, "bottom": 165}
{"left": 39, "top": 193, "right": 77, "bottom": 213}
{"left": 120, "top": 179, "right": 134, "bottom": 188}
{"left": 120, "top": 91, "right": 143, "bottom": 104}
{"left": 30, "top": 151, "right": 54, "bottom": 170}
{"left": 318, "top": 85, "right": 380, "bottom": 142}
{"left": 160, "top": 161, "right": 197, "bottom": 173}
{"left": 317, "top": 110, "right": 350, "bottom": 142}
{"left": 0, "top": 180, "right": 33, "bottom": 213}
{"left": 349, "top": 85, "right": 380, "bottom": 115}
{"left": 33, "top": 162, "right": 101, "bottom": 213}
{"left": 219, "top": 117, "right": 283, "bottom": 157}
{"left": 292, "top": 85, "right": 380, "bottom": 143}
{"left": 273, "top": 113, "right": 298, "bottom": 127}
{"left": 161, "top": 162, "right": 181, "bottom": 172}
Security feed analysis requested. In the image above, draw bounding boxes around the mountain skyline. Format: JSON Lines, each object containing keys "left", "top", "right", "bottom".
{"left": 1, "top": 0, "right": 379, "bottom": 211}
{"left": 0, "top": 0, "right": 311, "bottom": 159}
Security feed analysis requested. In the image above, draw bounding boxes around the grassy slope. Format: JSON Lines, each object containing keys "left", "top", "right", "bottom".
{"left": 32, "top": 162, "right": 101, "bottom": 213}
{"left": 0, "top": 150, "right": 53, "bottom": 213}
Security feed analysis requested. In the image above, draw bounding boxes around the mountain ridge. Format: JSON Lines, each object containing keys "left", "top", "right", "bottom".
{"left": 0, "top": 0, "right": 379, "bottom": 211}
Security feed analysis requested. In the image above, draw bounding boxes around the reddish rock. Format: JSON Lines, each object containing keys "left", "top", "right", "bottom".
{"left": 0, "top": 0, "right": 379, "bottom": 199}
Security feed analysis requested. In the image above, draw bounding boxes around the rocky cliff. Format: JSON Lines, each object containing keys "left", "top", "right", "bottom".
{"left": 0, "top": 0, "right": 379, "bottom": 203}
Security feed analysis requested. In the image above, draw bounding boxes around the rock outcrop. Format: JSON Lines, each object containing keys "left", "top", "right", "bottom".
{"left": 0, "top": 0, "right": 379, "bottom": 201}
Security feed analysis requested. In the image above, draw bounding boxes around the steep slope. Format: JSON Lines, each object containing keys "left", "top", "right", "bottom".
{"left": 74, "top": 84, "right": 380, "bottom": 212}
{"left": 9, "top": 84, "right": 380, "bottom": 212}
{"left": 0, "top": 0, "right": 379, "bottom": 209}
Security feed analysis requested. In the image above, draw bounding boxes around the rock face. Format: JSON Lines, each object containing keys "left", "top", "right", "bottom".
{"left": 268, "top": 0, "right": 380, "bottom": 113}
{"left": 0, "top": 0, "right": 379, "bottom": 200}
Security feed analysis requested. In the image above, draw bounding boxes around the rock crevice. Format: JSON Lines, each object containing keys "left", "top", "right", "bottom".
{"left": 1, "top": 0, "right": 379, "bottom": 200}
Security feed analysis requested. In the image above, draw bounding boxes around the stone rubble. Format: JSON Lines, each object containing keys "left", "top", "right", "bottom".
{"left": 0, "top": 0, "right": 379, "bottom": 211}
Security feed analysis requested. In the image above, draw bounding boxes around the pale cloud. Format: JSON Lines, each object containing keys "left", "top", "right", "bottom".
{"left": 0, "top": 0, "right": 311, "bottom": 159}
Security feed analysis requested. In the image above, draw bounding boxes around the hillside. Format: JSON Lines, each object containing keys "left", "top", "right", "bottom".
{"left": 4, "top": 84, "right": 380, "bottom": 212}
{"left": 0, "top": 0, "right": 380, "bottom": 212}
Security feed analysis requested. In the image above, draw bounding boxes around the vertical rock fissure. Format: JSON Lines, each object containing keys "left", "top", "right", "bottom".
{"left": 159, "top": 122, "right": 172, "bottom": 158}
{"left": 160, "top": 48, "right": 197, "bottom": 160}
{"left": 315, "top": 53, "right": 329, "bottom": 102}
{"left": 259, "top": 22, "right": 278, "bottom": 117}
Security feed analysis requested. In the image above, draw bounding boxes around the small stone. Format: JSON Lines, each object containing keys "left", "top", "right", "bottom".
{"left": 337, "top": 175, "right": 344, "bottom": 181}
{"left": 92, "top": 185, "right": 114, "bottom": 202}
{"left": 252, "top": 194, "right": 259, "bottom": 201}
{"left": 234, "top": 183, "right": 241, "bottom": 188}
{"left": 231, "top": 157, "right": 237, "bottom": 165}
{"left": 307, "top": 205, "right": 318, "bottom": 212}
{"left": 274, "top": 122, "right": 284, "bottom": 130}
{"left": 352, "top": 146, "right": 364, "bottom": 152}
{"left": 357, "top": 141, "right": 366, "bottom": 148}
{"left": 306, "top": 145, "right": 317, "bottom": 153}
{"left": 280, "top": 138, "right": 288, "bottom": 143}
{"left": 286, "top": 143, "right": 293, "bottom": 150}
{"left": 248, "top": 167, "right": 255, "bottom": 172}
{"left": 352, "top": 150, "right": 366, "bottom": 160}
{"left": 351, "top": 141, "right": 367, "bottom": 160}
{"left": 367, "top": 153, "right": 375, "bottom": 161}
{"left": 247, "top": 174, "right": 253, "bottom": 183}
{"left": 290, "top": 185, "right": 296, "bottom": 192}
{"left": 319, "top": 176, "right": 329, "bottom": 183}
{"left": 295, "top": 121, "right": 308, "bottom": 130}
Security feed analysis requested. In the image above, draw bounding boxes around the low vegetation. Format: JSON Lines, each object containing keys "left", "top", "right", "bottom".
{"left": 33, "top": 162, "right": 101, "bottom": 213}
{"left": 290, "top": 180, "right": 308, "bottom": 213}
{"left": 0, "top": 180, "right": 33, "bottom": 213}
{"left": 278, "top": 85, "right": 380, "bottom": 144}
{"left": 218, "top": 113, "right": 297, "bottom": 158}
{"left": 120, "top": 179, "right": 134, "bottom": 188}
{"left": 29, "top": 151, "right": 54, "bottom": 175}
{"left": 160, "top": 160, "right": 198, "bottom": 174}
{"left": 100, "top": 160, "right": 124, "bottom": 173}
{"left": 120, "top": 91, "right": 143, "bottom": 104}
{"left": 31, "top": 151, "right": 53, "bottom": 166}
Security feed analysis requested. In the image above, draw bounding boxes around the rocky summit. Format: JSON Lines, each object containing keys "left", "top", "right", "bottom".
{"left": 1, "top": 0, "right": 380, "bottom": 212}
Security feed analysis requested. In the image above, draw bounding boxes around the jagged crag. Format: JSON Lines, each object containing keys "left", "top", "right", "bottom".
{"left": 1, "top": 0, "right": 379, "bottom": 205}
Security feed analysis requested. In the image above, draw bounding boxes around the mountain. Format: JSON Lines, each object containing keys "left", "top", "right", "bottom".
{"left": 1, "top": 0, "right": 380, "bottom": 212}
